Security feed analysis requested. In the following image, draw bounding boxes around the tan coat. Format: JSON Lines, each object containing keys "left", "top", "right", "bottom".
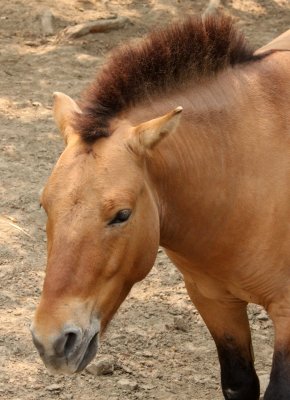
{"left": 31, "top": 17, "right": 290, "bottom": 400}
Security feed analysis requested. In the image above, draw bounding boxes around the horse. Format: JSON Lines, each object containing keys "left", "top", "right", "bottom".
{"left": 30, "top": 15, "right": 290, "bottom": 400}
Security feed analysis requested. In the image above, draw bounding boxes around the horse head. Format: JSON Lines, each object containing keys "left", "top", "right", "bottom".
{"left": 31, "top": 92, "right": 181, "bottom": 373}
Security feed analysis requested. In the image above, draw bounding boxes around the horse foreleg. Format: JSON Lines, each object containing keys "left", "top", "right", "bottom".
{"left": 184, "top": 280, "right": 260, "bottom": 400}
{"left": 264, "top": 301, "right": 290, "bottom": 400}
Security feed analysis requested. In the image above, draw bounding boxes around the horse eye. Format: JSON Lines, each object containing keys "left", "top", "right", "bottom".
{"left": 108, "top": 209, "right": 132, "bottom": 225}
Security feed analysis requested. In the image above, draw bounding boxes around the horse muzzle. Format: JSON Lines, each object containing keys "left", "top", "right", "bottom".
{"left": 30, "top": 319, "right": 100, "bottom": 374}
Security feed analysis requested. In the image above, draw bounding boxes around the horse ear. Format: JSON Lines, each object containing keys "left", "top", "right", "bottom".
{"left": 53, "top": 92, "right": 82, "bottom": 144}
{"left": 132, "top": 107, "right": 183, "bottom": 151}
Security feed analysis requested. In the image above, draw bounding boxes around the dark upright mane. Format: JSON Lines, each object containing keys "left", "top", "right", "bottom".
{"left": 75, "top": 14, "right": 263, "bottom": 142}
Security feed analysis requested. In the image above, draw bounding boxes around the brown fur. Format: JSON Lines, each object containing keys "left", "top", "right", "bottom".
{"left": 75, "top": 14, "right": 265, "bottom": 142}
{"left": 31, "top": 24, "right": 290, "bottom": 400}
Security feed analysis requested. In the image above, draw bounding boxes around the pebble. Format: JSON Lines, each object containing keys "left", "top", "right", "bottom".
{"left": 60, "top": 394, "right": 73, "bottom": 400}
{"left": 173, "top": 316, "right": 188, "bottom": 332}
{"left": 45, "top": 383, "right": 62, "bottom": 392}
{"left": 257, "top": 310, "right": 269, "bottom": 321}
{"left": 140, "top": 383, "right": 155, "bottom": 390}
{"left": 32, "top": 101, "right": 42, "bottom": 107}
{"left": 86, "top": 355, "right": 115, "bottom": 376}
{"left": 142, "top": 350, "right": 153, "bottom": 358}
{"left": 117, "top": 378, "right": 138, "bottom": 390}
{"left": 40, "top": 9, "right": 54, "bottom": 36}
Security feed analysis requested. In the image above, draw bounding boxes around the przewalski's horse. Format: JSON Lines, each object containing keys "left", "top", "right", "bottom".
{"left": 31, "top": 15, "right": 290, "bottom": 400}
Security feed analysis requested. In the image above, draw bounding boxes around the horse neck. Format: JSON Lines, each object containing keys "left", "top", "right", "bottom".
{"left": 119, "top": 51, "right": 290, "bottom": 265}
{"left": 125, "top": 53, "right": 290, "bottom": 255}
{"left": 142, "top": 67, "right": 268, "bottom": 251}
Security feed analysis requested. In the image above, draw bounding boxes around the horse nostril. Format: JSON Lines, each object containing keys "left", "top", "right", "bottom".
{"left": 64, "top": 332, "right": 78, "bottom": 358}
{"left": 54, "top": 328, "right": 81, "bottom": 358}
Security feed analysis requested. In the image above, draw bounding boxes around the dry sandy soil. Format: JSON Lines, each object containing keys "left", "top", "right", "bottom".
{"left": 1, "top": 1, "right": 290, "bottom": 399}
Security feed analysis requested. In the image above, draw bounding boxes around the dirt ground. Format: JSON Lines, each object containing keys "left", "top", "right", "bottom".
{"left": 1, "top": 1, "right": 290, "bottom": 399}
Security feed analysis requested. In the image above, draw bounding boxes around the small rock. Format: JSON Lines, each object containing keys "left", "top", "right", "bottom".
{"left": 40, "top": 9, "right": 54, "bottom": 36}
{"left": 174, "top": 316, "right": 188, "bottom": 332}
{"left": 86, "top": 355, "right": 115, "bottom": 376}
{"left": 142, "top": 350, "right": 153, "bottom": 358}
{"left": 45, "top": 384, "right": 62, "bottom": 392}
{"left": 152, "top": 370, "right": 163, "bottom": 379}
{"left": 117, "top": 378, "right": 138, "bottom": 390}
{"left": 32, "top": 101, "right": 42, "bottom": 107}
{"left": 140, "top": 383, "right": 155, "bottom": 390}
{"left": 25, "top": 41, "right": 39, "bottom": 47}
{"left": 119, "top": 364, "right": 133, "bottom": 374}
{"left": 257, "top": 310, "right": 269, "bottom": 321}
{"left": 60, "top": 394, "right": 73, "bottom": 400}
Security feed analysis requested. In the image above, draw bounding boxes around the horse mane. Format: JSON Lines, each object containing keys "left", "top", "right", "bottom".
{"left": 75, "top": 14, "right": 264, "bottom": 142}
